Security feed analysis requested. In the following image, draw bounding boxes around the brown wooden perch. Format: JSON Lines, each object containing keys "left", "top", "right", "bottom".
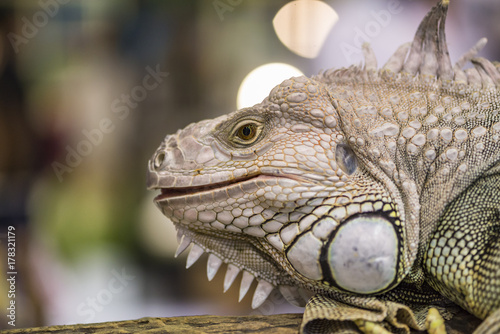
{"left": 1, "top": 310, "right": 482, "bottom": 334}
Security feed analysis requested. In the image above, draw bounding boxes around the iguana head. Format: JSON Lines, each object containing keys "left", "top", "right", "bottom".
{"left": 147, "top": 1, "right": 493, "bottom": 309}
{"left": 147, "top": 73, "right": 407, "bottom": 307}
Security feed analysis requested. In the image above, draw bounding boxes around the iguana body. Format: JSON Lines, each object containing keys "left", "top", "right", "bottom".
{"left": 147, "top": 2, "right": 500, "bottom": 333}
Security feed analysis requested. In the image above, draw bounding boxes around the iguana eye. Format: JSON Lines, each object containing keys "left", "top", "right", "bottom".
{"left": 230, "top": 121, "right": 262, "bottom": 146}
{"left": 237, "top": 123, "right": 257, "bottom": 141}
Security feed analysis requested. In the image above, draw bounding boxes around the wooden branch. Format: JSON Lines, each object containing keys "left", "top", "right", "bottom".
{"left": 1, "top": 309, "right": 481, "bottom": 333}
{"left": 2, "top": 314, "right": 303, "bottom": 334}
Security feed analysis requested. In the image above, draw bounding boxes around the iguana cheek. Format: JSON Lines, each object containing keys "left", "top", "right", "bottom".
{"left": 328, "top": 215, "right": 399, "bottom": 294}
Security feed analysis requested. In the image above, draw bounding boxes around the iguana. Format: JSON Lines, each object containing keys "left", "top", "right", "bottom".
{"left": 147, "top": 1, "right": 500, "bottom": 333}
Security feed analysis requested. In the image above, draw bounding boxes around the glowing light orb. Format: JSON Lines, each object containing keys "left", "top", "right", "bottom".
{"left": 273, "top": 0, "right": 338, "bottom": 59}
{"left": 237, "top": 63, "right": 303, "bottom": 109}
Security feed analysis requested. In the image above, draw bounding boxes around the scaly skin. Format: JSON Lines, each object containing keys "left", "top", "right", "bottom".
{"left": 147, "top": 2, "right": 500, "bottom": 333}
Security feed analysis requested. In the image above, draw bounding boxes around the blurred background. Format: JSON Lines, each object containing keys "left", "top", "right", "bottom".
{"left": 0, "top": 0, "right": 499, "bottom": 329}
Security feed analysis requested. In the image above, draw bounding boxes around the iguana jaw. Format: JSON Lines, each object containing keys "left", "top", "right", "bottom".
{"left": 172, "top": 223, "right": 315, "bottom": 308}
{"left": 149, "top": 166, "right": 321, "bottom": 308}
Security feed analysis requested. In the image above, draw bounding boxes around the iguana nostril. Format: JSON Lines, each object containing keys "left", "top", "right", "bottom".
{"left": 154, "top": 152, "right": 166, "bottom": 170}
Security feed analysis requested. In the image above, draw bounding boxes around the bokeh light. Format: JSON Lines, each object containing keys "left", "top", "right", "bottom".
{"left": 237, "top": 63, "right": 303, "bottom": 109}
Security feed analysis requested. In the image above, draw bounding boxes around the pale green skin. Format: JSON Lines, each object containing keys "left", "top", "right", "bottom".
{"left": 148, "top": 2, "right": 500, "bottom": 333}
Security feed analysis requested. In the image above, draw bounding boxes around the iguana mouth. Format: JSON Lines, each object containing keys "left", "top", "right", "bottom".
{"left": 155, "top": 174, "right": 260, "bottom": 200}
{"left": 154, "top": 173, "right": 307, "bottom": 201}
